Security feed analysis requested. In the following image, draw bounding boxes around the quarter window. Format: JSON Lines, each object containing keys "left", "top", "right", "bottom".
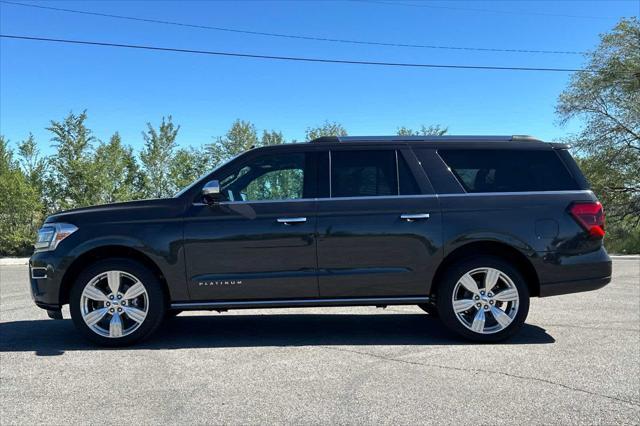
{"left": 438, "top": 149, "right": 579, "bottom": 193}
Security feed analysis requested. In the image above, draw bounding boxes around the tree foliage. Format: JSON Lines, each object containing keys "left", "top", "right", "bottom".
{"left": 169, "top": 146, "right": 209, "bottom": 192}
{"left": 207, "top": 119, "right": 259, "bottom": 167}
{"left": 140, "top": 116, "right": 180, "bottom": 198}
{"left": 305, "top": 121, "right": 348, "bottom": 140}
{"left": 557, "top": 17, "right": 640, "bottom": 252}
{"left": 396, "top": 125, "right": 448, "bottom": 136}
{"left": 94, "top": 133, "right": 142, "bottom": 203}
{"left": 17, "top": 133, "right": 48, "bottom": 195}
{"left": 47, "top": 110, "right": 101, "bottom": 210}
{"left": 0, "top": 136, "right": 43, "bottom": 256}
{"left": 261, "top": 129, "right": 285, "bottom": 147}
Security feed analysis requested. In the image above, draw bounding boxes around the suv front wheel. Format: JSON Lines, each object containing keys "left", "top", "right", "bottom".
{"left": 70, "top": 258, "right": 166, "bottom": 346}
{"left": 437, "top": 256, "right": 530, "bottom": 342}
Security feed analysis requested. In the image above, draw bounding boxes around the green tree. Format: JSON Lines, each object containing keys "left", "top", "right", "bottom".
{"left": 140, "top": 116, "right": 180, "bottom": 198}
{"left": 17, "top": 133, "right": 49, "bottom": 209}
{"left": 556, "top": 18, "right": 640, "bottom": 252}
{"left": 169, "top": 146, "right": 210, "bottom": 192}
{"left": 396, "top": 125, "right": 448, "bottom": 136}
{"left": 0, "top": 136, "right": 42, "bottom": 256}
{"left": 47, "top": 111, "right": 101, "bottom": 210}
{"left": 305, "top": 121, "right": 347, "bottom": 140}
{"left": 94, "top": 133, "right": 142, "bottom": 203}
{"left": 206, "top": 119, "right": 259, "bottom": 167}
{"left": 261, "top": 130, "right": 285, "bottom": 146}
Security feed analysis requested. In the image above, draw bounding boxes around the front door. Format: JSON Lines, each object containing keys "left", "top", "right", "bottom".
{"left": 317, "top": 147, "right": 442, "bottom": 298}
{"left": 184, "top": 150, "right": 320, "bottom": 301}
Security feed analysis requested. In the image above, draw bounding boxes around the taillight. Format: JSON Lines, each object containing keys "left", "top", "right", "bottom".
{"left": 569, "top": 202, "right": 605, "bottom": 238}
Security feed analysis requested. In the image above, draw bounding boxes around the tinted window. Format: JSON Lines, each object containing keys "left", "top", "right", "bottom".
{"left": 331, "top": 151, "right": 397, "bottom": 197}
{"left": 438, "top": 149, "right": 579, "bottom": 193}
{"left": 218, "top": 152, "right": 310, "bottom": 201}
{"left": 556, "top": 149, "right": 589, "bottom": 189}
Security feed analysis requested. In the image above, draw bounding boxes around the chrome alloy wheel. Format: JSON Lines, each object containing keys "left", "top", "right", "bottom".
{"left": 451, "top": 267, "right": 520, "bottom": 334}
{"left": 80, "top": 270, "right": 149, "bottom": 338}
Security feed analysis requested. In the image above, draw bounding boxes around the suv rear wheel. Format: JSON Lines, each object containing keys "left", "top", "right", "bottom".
{"left": 437, "top": 256, "right": 529, "bottom": 342}
{"left": 69, "top": 258, "right": 166, "bottom": 346}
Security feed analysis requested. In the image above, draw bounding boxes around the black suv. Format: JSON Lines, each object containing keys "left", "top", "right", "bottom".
{"left": 29, "top": 135, "right": 611, "bottom": 346}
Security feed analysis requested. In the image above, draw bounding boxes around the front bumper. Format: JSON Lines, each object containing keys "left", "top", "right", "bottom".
{"left": 29, "top": 250, "right": 66, "bottom": 310}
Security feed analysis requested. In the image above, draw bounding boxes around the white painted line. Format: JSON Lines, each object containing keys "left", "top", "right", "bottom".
{"left": 0, "top": 258, "right": 30, "bottom": 265}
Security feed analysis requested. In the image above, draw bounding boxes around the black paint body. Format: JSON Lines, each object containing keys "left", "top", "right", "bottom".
{"left": 29, "top": 138, "right": 612, "bottom": 312}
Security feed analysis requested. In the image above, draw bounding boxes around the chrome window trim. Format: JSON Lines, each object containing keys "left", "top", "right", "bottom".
{"left": 191, "top": 190, "right": 592, "bottom": 206}
{"left": 192, "top": 194, "right": 438, "bottom": 206}
{"left": 437, "top": 190, "right": 593, "bottom": 197}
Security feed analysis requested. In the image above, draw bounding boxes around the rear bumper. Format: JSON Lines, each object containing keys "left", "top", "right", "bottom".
{"left": 539, "top": 275, "right": 611, "bottom": 297}
{"left": 536, "top": 247, "right": 612, "bottom": 297}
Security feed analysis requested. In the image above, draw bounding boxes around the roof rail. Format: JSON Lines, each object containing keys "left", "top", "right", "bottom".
{"left": 309, "top": 135, "right": 543, "bottom": 143}
{"left": 310, "top": 136, "right": 340, "bottom": 143}
{"left": 511, "top": 135, "right": 539, "bottom": 141}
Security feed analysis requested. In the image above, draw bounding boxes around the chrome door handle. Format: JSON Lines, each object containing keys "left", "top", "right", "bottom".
{"left": 277, "top": 217, "right": 307, "bottom": 225}
{"left": 400, "top": 213, "right": 430, "bottom": 222}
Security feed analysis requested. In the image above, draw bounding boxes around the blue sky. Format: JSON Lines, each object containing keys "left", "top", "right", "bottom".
{"left": 1, "top": 0, "right": 637, "bottom": 154}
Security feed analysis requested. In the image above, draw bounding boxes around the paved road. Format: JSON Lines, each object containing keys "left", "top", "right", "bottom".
{"left": 1, "top": 259, "right": 639, "bottom": 425}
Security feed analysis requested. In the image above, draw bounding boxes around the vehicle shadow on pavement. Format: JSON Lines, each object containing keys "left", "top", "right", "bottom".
{"left": 0, "top": 314, "right": 554, "bottom": 356}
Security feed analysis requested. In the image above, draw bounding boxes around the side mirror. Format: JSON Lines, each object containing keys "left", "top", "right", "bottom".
{"left": 202, "top": 180, "right": 222, "bottom": 205}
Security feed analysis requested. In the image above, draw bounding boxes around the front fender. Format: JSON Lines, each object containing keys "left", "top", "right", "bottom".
{"left": 57, "top": 222, "right": 187, "bottom": 302}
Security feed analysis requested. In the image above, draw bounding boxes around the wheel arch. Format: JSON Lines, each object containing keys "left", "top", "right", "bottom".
{"left": 59, "top": 245, "right": 170, "bottom": 306}
{"left": 431, "top": 241, "right": 540, "bottom": 297}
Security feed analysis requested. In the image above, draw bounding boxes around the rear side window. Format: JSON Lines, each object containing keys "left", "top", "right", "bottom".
{"left": 331, "top": 150, "right": 396, "bottom": 197}
{"left": 438, "top": 149, "right": 579, "bottom": 193}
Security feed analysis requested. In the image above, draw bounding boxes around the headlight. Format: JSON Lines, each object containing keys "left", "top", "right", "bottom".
{"left": 34, "top": 223, "right": 78, "bottom": 252}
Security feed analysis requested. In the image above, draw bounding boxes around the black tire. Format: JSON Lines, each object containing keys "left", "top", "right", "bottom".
{"left": 436, "top": 256, "right": 529, "bottom": 342}
{"left": 70, "top": 258, "right": 167, "bottom": 347}
{"left": 417, "top": 303, "right": 439, "bottom": 317}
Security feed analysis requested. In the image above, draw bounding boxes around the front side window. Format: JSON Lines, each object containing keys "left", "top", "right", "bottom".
{"left": 217, "top": 152, "right": 309, "bottom": 201}
{"left": 244, "top": 168, "right": 303, "bottom": 200}
{"left": 438, "top": 149, "right": 580, "bottom": 193}
{"left": 331, "top": 150, "right": 397, "bottom": 197}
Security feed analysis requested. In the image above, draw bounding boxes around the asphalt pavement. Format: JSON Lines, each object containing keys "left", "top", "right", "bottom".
{"left": 1, "top": 258, "right": 639, "bottom": 425}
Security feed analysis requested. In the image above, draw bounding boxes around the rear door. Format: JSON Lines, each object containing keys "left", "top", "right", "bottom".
{"left": 316, "top": 146, "right": 442, "bottom": 298}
